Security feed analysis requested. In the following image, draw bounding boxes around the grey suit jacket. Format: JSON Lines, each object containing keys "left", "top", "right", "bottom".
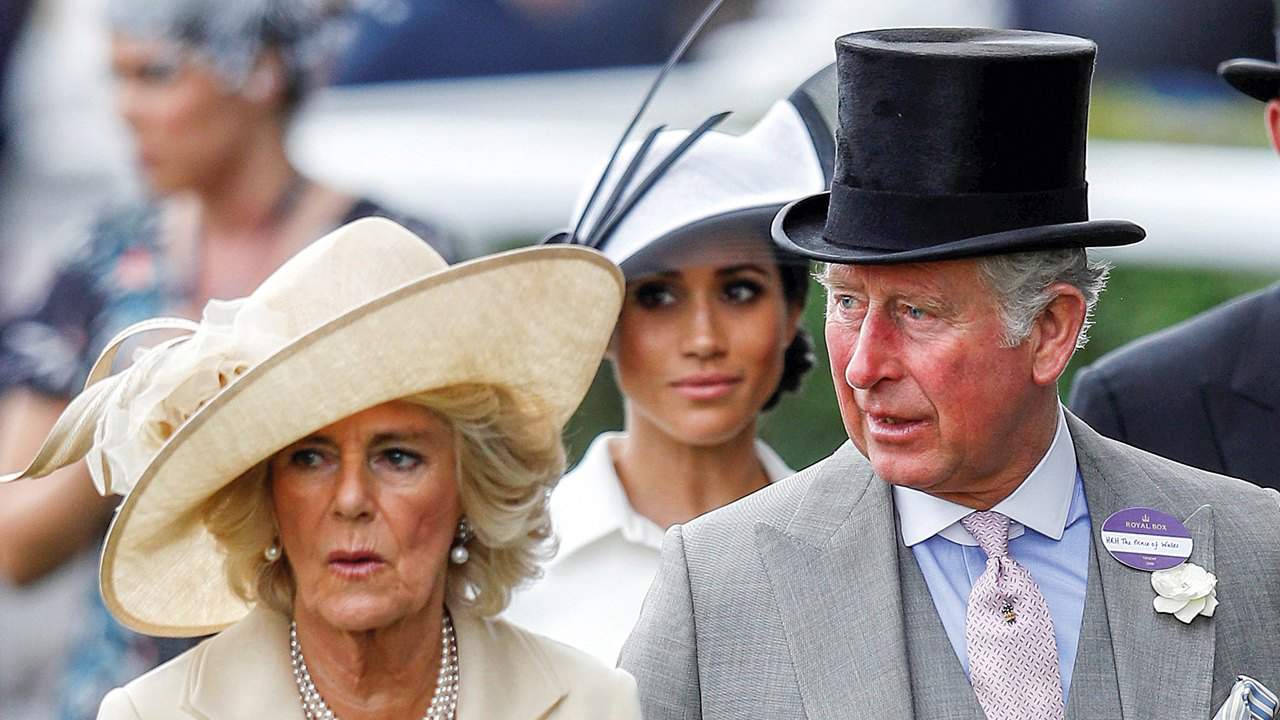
{"left": 619, "top": 414, "right": 1280, "bottom": 720}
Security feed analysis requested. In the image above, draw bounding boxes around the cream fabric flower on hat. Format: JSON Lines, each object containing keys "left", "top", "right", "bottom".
{"left": 1152, "top": 562, "right": 1219, "bottom": 623}
{"left": 85, "top": 299, "right": 289, "bottom": 496}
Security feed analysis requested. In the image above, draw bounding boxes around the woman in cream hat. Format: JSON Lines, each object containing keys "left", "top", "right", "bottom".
{"left": 505, "top": 65, "right": 835, "bottom": 663}
{"left": 3, "top": 218, "right": 639, "bottom": 719}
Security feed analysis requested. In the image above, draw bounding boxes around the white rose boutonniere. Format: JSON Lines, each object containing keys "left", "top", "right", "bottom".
{"left": 1151, "top": 562, "right": 1218, "bottom": 624}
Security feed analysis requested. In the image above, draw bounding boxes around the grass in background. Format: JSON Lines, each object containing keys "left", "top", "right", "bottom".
{"left": 564, "top": 263, "right": 1277, "bottom": 471}
{"left": 1091, "top": 81, "right": 1265, "bottom": 146}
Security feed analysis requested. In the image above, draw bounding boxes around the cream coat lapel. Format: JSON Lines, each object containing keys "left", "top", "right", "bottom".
{"left": 755, "top": 442, "right": 913, "bottom": 720}
{"left": 453, "top": 610, "right": 569, "bottom": 719}
{"left": 183, "top": 606, "right": 303, "bottom": 720}
{"left": 1069, "top": 413, "right": 1216, "bottom": 720}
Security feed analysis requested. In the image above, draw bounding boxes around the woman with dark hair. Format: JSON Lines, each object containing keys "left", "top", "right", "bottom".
{"left": 505, "top": 72, "right": 834, "bottom": 663}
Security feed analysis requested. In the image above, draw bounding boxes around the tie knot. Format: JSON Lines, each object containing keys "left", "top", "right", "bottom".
{"left": 961, "top": 511, "right": 1011, "bottom": 559}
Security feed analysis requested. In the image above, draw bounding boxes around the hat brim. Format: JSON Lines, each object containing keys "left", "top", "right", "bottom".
{"left": 618, "top": 204, "right": 809, "bottom": 277}
{"left": 773, "top": 191, "right": 1145, "bottom": 264}
{"left": 100, "top": 246, "right": 622, "bottom": 637}
{"left": 1219, "top": 58, "right": 1280, "bottom": 102}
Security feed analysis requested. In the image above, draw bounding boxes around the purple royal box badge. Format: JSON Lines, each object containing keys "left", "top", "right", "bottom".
{"left": 1100, "top": 507, "right": 1193, "bottom": 571}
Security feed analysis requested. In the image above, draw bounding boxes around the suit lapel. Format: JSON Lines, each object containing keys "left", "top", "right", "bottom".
{"left": 1070, "top": 414, "right": 1217, "bottom": 720}
{"left": 756, "top": 442, "right": 914, "bottom": 720}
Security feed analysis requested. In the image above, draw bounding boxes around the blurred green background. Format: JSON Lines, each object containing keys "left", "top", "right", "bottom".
{"left": 560, "top": 85, "right": 1280, "bottom": 470}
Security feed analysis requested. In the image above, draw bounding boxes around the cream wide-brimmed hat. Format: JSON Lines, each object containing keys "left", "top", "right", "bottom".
{"left": 1, "top": 217, "right": 623, "bottom": 636}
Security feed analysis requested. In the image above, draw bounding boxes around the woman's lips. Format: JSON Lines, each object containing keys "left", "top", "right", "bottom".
{"left": 670, "top": 373, "right": 742, "bottom": 401}
{"left": 326, "top": 550, "right": 386, "bottom": 579}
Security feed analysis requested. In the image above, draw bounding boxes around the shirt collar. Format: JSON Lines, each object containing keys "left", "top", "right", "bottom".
{"left": 551, "top": 432, "right": 794, "bottom": 558}
{"left": 893, "top": 404, "right": 1078, "bottom": 547}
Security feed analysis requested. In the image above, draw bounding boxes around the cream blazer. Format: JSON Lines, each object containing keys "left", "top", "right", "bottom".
{"left": 97, "top": 605, "right": 641, "bottom": 719}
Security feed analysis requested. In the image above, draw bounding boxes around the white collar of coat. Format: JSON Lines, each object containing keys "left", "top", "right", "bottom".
{"left": 893, "top": 403, "right": 1079, "bottom": 547}
{"left": 551, "top": 432, "right": 793, "bottom": 560}
{"left": 184, "top": 604, "right": 568, "bottom": 719}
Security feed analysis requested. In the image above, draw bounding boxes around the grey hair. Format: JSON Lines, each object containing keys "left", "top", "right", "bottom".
{"left": 976, "top": 249, "right": 1111, "bottom": 349}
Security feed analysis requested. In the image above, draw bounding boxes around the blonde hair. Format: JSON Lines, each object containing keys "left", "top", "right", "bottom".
{"left": 202, "top": 384, "right": 565, "bottom": 619}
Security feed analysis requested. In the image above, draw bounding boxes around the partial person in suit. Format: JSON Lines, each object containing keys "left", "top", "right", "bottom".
{"left": 1068, "top": 40, "right": 1280, "bottom": 489}
{"left": 621, "top": 29, "right": 1280, "bottom": 720}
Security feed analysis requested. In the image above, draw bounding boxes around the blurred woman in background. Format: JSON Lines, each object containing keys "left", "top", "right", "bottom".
{"left": 0, "top": 2, "right": 451, "bottom": 717}
{"left": 505, "top": 68, "right": 835, "bottom": 663}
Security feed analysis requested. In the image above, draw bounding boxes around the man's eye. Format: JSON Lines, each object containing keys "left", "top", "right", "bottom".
{"left": 904, "top": 305, "right": 931, "bottom": 321}
{"left": 836, "top": 295, "right": 855, "bottom": 310}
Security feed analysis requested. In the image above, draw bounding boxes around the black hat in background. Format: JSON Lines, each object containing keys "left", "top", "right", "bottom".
{"left": 1218, "top": 1, "right": 1280, "bottom": 101}
{"left": 773, "top": 27, "right": 1145, "bottom": 265}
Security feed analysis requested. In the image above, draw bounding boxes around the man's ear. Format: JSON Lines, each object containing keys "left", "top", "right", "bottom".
{"left": 1265, "top": 99, "right": 1280, "bottom": 155}
{"left": 1029, "top": 283, "right": 1086, "bottom": 387}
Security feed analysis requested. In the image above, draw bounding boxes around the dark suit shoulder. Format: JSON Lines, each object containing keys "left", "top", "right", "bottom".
{"left": 1095, "top": 427, "right": 1280, "bottom": 525}
{"left": 1083, "top": 284, "right": 1278, "bottom": 388}
{"left": 1070, "top": 284, "right": 1280, "bottom": 469}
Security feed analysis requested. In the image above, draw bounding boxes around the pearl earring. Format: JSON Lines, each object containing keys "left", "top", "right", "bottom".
{"left": 264, "top": 542, "right": 281, "bottom": 563}
{"left": 450, "top": 518, "right": 473, "bottom": 565}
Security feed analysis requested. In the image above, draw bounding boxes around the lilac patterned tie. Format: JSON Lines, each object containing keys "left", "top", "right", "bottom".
{"left": 961, "top": 511, "right": 1065, "bottom": 720}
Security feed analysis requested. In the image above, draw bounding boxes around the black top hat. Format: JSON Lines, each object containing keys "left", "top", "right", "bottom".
{"left": 1219, "top": 2, "right": 1280, "bottom": 101}
{"left": 773, "top": 28, "right": 1144, "bottom": 265}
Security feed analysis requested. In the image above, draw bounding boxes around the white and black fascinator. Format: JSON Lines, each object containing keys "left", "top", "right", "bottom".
{"left": 544, "top": 0, "right": 837, "bottom": 277}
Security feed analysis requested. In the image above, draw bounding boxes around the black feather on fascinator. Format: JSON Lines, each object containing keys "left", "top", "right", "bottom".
{"left": 544, "top": 0, "right": 836, "bottom": 277}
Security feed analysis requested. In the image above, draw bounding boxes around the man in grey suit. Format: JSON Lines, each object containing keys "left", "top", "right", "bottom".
{"left": 620, "top": 28, "right": 1280, "bottom": 720}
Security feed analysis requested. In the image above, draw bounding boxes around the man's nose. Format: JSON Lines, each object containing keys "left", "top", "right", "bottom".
{"left": 844, "top": 311, "right": 901, "bottom": 390}
{"left": 680, "top": 296, "right": 726, "bottom": 360}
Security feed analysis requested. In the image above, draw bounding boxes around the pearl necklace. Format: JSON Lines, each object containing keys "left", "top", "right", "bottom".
{"left": 290, "top": 613, "right": 459, "bottom": 720}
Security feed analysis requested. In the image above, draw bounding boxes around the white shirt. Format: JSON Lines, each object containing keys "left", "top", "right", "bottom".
{"left": 504, "top": 432, "right": 792, "bottom": 665}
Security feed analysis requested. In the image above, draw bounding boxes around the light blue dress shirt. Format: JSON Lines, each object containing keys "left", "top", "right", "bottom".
{"left": 893, "top": 406, "right": 1091, "bottom": 702}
